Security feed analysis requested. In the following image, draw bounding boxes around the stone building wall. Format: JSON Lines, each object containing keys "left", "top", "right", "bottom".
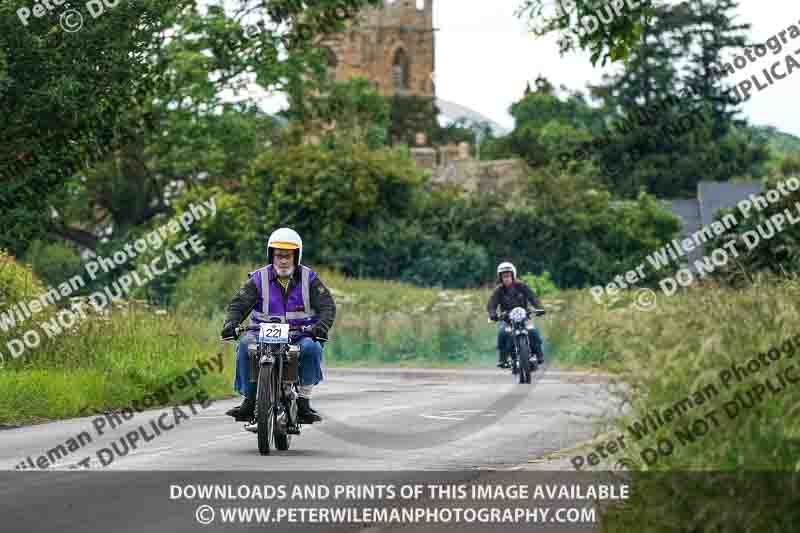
{"left": 430, "top": 158, "right": 530, "bottom": 196}
{"left": 319, "top": 0, "right": 435, "bottom": 98}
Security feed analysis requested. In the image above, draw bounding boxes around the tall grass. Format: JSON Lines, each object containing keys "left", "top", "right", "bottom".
{"left": 548, "top": 284, "right": 800, "bottom": 531}
{"left": 0, "top": 308, "right": 229, "bottom": 425}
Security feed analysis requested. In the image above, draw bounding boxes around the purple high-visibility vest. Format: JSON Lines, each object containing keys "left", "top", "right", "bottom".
{"left": 248, "top": 265, "right": 318, "bottom": 329}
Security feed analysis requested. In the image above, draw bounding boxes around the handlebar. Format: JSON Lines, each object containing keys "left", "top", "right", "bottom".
{"left": 221, "top": 324, "right": 326, "bottom": 342}
{"left": 489, "top": 308, "right": 546, "bottom": 322}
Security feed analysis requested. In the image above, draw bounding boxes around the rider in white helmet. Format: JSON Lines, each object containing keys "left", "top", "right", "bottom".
{"left": 221, "top": 228, "right": 336, "bottom": 424}
{"left": 486, "top": 262, "right": 545, "bottom": 368}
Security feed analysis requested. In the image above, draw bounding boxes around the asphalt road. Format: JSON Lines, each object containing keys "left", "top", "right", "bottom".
{"left": 0, "top": 367, "right": 615, "bottom": 533}
{"left": 1, "top": 367, "right": 612, "bottom": 471}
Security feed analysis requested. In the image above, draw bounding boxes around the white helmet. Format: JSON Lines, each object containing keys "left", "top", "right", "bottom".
{"left": 497, "top": 262, "right": 516, "bottom": 281}
{"left": 267, "top": 227, "right": 303, "bottom": 265}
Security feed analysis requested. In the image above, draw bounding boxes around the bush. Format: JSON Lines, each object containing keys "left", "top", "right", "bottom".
{"left": 327, "top": 217, "right": 491, "bottom": 288}
{"left": 22, "top": 240, "right": 84, "bottom": 289}
{"left": 243, "top": 142, "right": 423, "bottom": 264}
{"left": 110, "top": 187, "right": 247, "bottom": 306}
{"left": 172, "top": 261, "right": 255, "bottom": 319}
{"left": 0, "top": 249, "right": 45, "bottom": 307}
{"left": 416, "top": 176, "right": 681, "bottom": 288}
{"left": 0, "top": 250, "right": 57, "bottom": 370}
{"left": 519, "top": 271, "right": 558, "bottom": 297}
{"left": 707, "top": 176, "right": 800, "bottom": 285}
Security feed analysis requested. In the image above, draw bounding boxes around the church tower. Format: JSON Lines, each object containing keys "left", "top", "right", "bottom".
{"left": 319, "top": 0, "right": 436, "bottom": 98}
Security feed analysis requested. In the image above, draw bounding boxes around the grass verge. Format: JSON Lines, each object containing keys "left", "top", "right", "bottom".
{"left": 547, "top": 284, "right": 800, "bottom": 531}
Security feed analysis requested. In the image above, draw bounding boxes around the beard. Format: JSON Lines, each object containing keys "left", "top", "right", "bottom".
{"left": 275, "top": 264, "right": 295, "bottom": 278}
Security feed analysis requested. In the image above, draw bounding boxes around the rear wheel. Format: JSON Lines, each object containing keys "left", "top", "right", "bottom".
{"left": 517, "top": 337, "right": 531, "bottom": 384}
{"left": 256, "top": 364, "right": 275, "bottom": 455}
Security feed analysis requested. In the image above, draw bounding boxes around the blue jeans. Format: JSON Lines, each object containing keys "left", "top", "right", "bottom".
{"left": 497, "top": 322, "right": 544, "bottom": 356}
{"left": 234, "top": 335, "right": 324, "bottom": 399}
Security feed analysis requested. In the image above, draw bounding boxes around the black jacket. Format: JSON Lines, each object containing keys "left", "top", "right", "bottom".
{"left": 486, "top": 281, "right": 542, "bottom": 316}
{"left": 223, "top": 267, "right": 336, "bottom": 337}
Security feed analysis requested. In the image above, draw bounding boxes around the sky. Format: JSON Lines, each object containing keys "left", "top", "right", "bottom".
{"left": 431, "top": 0, "right": 800, "bottom": 137}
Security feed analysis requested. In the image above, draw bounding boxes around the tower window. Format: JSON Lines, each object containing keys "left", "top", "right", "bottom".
{"left": 392, "top": 48, "right": 409, "bottom": 91}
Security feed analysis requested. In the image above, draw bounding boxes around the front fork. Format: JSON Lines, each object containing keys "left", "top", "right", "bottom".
{"left": 248, "top": 344, "right": 301, "bottom": 432}
{"left": 513, "top": 334, "right": 533, "bottom": 362}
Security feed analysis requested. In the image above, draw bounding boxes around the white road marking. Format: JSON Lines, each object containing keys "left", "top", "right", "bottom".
{"left": 420, "top": 415, "right": 465, "bottom": 421}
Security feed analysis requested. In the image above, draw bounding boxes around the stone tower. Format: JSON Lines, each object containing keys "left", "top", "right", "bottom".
{"left": 319, "top": 0, "right": 436, "bottom": 98}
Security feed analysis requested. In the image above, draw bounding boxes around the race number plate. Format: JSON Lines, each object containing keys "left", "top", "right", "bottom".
{"left": 259, "top": 323, "right": 290, "bottom": 344}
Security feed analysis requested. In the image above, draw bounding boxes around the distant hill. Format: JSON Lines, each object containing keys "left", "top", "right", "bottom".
{"left": 746, "top": 125, "right": 800, "bottom": 156}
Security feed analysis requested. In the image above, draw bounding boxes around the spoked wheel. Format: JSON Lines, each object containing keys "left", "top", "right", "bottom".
{"left": 273, "top": 367, "right": 291, "bottom": 451}
{"left": 256, "top": 364, "right": 275, "bottom": 455}
{"left": 517, "top": 338, "right": 531, "bottom": 384}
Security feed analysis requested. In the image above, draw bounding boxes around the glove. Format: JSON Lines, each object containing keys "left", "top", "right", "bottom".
{"left": 221, "top": 322, "right": 237, "bottom": 339}
{"left": 311, "top": 325, "right": 328, "bottom": 342}
{"left": 489, "top": 314, "right": 498, "bottom": 322}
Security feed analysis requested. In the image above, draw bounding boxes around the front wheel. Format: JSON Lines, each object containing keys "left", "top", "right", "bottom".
{"left": 517, "top": 337, "right": 531, "bottom": 384}
{"left": 256, "top": 364, "right": 275, "bottom": 455}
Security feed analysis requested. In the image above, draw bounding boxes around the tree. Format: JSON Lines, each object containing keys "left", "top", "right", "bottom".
{"left": 242, "top": 142, "right": 424, "bottom": 263}
{"left": 680, "top": 0, "right": 751, "bottom": 137}
{"left": 303, "top": 77, "right": 390, "bottom": 149}
{"left": 504, "top": 83, "right": 606, "bottom": 168}
{"left": 0, "top": 0, "right": 381, "bottom": 256}
{"left": 0, "top": 0, "right": 186, "bottom": 256}
{"left": 587, "top": 0, "right": 768, "bottom": 197}
{"left": 516, "top": 0, "right": 657, "bottom": 65}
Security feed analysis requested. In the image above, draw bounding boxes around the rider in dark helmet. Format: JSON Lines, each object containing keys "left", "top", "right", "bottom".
{"left": 486, "top": 262, "right": 545, "bottom": 368}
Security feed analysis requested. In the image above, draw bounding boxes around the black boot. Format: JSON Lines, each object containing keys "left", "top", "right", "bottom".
{"left": 297, "top": 397, "right": 322, "bottom": 424}
{"left": 226, "top": 397, "right": 255, "bottom": 421}
{"left": 534, "top": 344, "right": 545, "bottom": 365}
{"left": 496, "top": 350, "right": 510, "bottom": 368}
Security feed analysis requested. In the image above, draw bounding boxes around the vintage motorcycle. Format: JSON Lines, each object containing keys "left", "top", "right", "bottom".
{"left": 492, "top": 307, "right": 546, "bottom": 384}
{"left": 222, "top": 321, "right": 324, "bottom": 455}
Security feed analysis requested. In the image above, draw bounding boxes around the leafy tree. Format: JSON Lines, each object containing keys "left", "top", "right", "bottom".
{"left": 1, "top": 0, "right": 381, "bottom": 256}
{"left": 679, "top": 0, "right": 751, "bottom": 137}
{"left": 388, "top": 95, "right": 438, "bottom": 146}
{"left": 416, "top": 172, "right": 680, "bottom": 288}
{"left": 516, "top": 0, "right": 657, "bottom": 65}
{"left": 586, "top": 0, "right": 768, "bottom": 197}
{"left": 242, "top": 142, "right": 424, "bottom": 263}
{"left": 0, "top": 0, "right": 186, "bottom": 256}
{"left": 305, "top": 77, "right": 390, "bottom": 149}
{"left": 506, "top": 85, "right": 606, "bottom": 168}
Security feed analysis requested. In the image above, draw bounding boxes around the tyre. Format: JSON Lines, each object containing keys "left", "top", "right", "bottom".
{"left": 256, "top": 364, "right": 275, "bottom": 455}
{"left": 273, "top": 360, "right": 291, "bottom": 451}
{"left": 275, "top": 400, "right": 292, "bottom": 451}
{"left": 517, "top": 337, "right": 531, "bottom": 384}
